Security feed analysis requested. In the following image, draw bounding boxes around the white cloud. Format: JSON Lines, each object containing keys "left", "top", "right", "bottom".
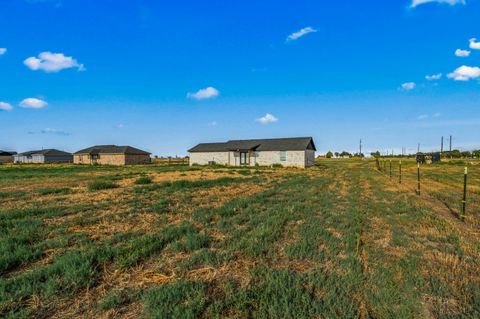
{"left": 256, "top": 113, "right": 278, "bottom": 124}
{"left": 0, "top": 48, "right": 6, "bottom": 55}
{"left": 24, "top": 52, "right": 84, "bottom": 73}
{"left": 117, "top": 123, "right": 125, "bottom": 129}
{"left": 447, "top": 65, "right": 480, "bottom": 81}
{"left": 469, "top": 38, "right": 480, "bottom": 50}
{"left": 208, "top": 121, "right": 217, "bottom": 127}
{"left": 0, "top": 102, "right": 12, "bottom": 111}
{"left": 455, "top": 49, "right": 471, "bottom": 57}
{"left": 417, "top": 114, "right": 429, "bottom": 120}
{"left": 187, "top": 87, "right": 219, "bottom": 100}
{"left": 40, "top": 128, "right": 70, "bottom": 136}
{"left": 286, "top": 27, "right": 317, "bottom": 42}
{"left": 400, "top": 82, "right": 416, "bottom": 91}
{"left": 433, "top": 112, "right": 441, "bottom": 117}
{"left": 19, "top": 98, "right": 48, "bottom": 109}
{"left": 425, "top": 73, "right": 442, "bottom": 80}
{"left": 410, "top": 0, "right": 465, "bottom": 8}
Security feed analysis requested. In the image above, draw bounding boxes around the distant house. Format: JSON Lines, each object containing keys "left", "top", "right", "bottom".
{"left": 74, "top": 145, "right": 151, "bottom": 165}
{"left": 0, "top": 151, "right": 17, "bottom": 163}
{"left": 188, "top": 137, "right": 316, "bottom": 168}
{"left": 14, "top": 149, "right": 72, "bottom": 164}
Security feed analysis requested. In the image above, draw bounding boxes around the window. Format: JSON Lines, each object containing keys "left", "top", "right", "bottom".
{"left": 279, "top": 151, "right": 287, "bottom": 161}
{"left": 240, "top": 152, "right": 249, "bottom": 165}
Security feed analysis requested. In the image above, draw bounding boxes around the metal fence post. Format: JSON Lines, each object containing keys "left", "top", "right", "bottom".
{"left": 462, "top": 167, "right": 467, "bottom": 220}
{"left": 389, "top": 160, "right": 392, "bottom": 178}
{"left": 399, "top": 160, "right": 402, "bottom": 184}
{"left": 417, "top": 163, "right": 421, "bottom": 195}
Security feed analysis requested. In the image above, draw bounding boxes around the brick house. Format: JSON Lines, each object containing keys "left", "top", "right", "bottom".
{"left": 0, "top": 151, "right": 17, "bottom": 163}
{"left": 188, "top": 137, "right": 316, "bottom": 168}
{"left": 74, "top": 145, "right": 151, "bottom": 165}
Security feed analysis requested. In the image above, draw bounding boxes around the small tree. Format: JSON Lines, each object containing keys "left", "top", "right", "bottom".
{"left": 370, "top": 151, "right": 381, "bottom": 158}
{"left": 334, "top": 152, "right": 339, "bottom": 158}
{"left": 326, "top": 151, "right": 333, "bottom": 158}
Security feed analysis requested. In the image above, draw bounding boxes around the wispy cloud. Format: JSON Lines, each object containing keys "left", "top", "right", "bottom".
{"left": 469, "top": 38, "right": 480, "bottom": 50}
{"left": 256, "top": 113, "right": 278, "bottom": 124}
{"left": 28, "top": 128, "right": 71, "bottom": 136}
{"left": 19, "top": 98, "right": 48, "bottom": 109}
{"left": 0, "top": 102, "right": 12, "bottom": 111}
{"left": 187, "top": 87, "right": 219, "bottom": 100}
{"left": 410, "top": 0, "right": 465, "bottom": 8}
{"left": 447, "top": 65, "right": 480, "bottom": 81}
{"left": 0, "top": 48, "right": 6, "bottom": 55}
{"left": 417, "top": 114, "right": 429, "bottom": 120}
{"left": 286, "top": 27, "right": 317, "bottom": 42}
{"left": 116, "top": 123, "right": 125, "bottom": 129}
{"left": 417, "top": 113, "right": 441, "bottom": 120}
{"left": 400, "top": 82, "right": 416, "bottom": 91}
{"left": 24, "top": 52, "right": 85, "bottom": 73}
{"left": 208, "top": 121, "right": 217, "bottom": 127}
{"left": 425, "top": 73, "right": 442, "bottom": 80}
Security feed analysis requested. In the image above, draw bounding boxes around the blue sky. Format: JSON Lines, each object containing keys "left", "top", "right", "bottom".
{"left": 1, "top": 0, "right": 479, "bottom": 156}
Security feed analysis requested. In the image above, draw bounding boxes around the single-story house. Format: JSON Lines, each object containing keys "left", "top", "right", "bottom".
{"left": 0, "top": 151, "right": 17, "bottom": 163}
{"left": 188, "top": 137, "right": 316, "bottom": 168}
{"left": 14, "top": 149, "right": 73, "bottom": 163}
{"left": 74, "top": 145, "right": 151, "bottom": 165}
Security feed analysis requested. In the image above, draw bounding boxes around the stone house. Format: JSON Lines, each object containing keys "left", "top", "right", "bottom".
{"left": 0, "top": 151, "right": 17, "bottom": 163}
{"left": 14, "top": 149, "right": 73, "bottom": 163}
{"left": 188, "top": 137, "right": 316, "bottom": 168}
{"left": 74, "top": 145, "right": 151, "bottom": 165}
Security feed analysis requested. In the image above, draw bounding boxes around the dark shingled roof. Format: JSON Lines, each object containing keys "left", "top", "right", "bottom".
{"left": 74, "top": 145, "right": 151, "bottom": 155}
{"left": 17, "top": 149, "right": 72, "bottom": 156}
{"left": 0, "top": 151, "right": 17, "bottom": 156}
{"left": 188, "top": 137, "right": 316, "bottom": 152}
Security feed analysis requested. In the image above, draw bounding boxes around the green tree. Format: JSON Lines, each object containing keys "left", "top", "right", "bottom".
{"left": 326, "top": 151, "right": 333, "bottom": 158}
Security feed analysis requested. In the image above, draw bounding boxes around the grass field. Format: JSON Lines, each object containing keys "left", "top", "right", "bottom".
{"left": 1, "top": 160, "right": 479, "bottom": 318}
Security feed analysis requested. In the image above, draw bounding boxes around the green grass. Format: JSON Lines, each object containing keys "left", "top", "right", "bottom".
{"left": 0, "top": 161, "right": 479, "bottom": 318}
{"left": 134, "top": 176, "right": 153, "bottom": 185}
{"left": 87, "top": 180, "right": 118, "bottom": 191}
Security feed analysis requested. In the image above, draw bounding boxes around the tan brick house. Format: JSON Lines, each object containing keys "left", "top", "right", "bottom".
{"left": 188, "top": 137, "right": 316, "bottom": 168}
{"left": 74, "top": 145, "right": 151, "bottom": 165}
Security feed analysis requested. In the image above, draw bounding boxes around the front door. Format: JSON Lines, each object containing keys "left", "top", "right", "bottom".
{"left": 240, "top": 152, "right": 249, "bottom": 165}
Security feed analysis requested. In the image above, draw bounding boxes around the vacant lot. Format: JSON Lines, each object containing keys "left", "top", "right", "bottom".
{"left": 1, "top": 160, "right": 479, "bottom": 318}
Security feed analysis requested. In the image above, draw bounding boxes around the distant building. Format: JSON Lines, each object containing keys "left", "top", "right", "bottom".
{"left": 14, "top": 149, "right": 72, "bottom": 163}
{"left": 0, "top": 151, "right": 17, "bottom": 163}
{"left": 188, "top": 137, "right": 316, "bottom": 168}
{"left": 74, "top": 145, "right": 151, "bottom": 165}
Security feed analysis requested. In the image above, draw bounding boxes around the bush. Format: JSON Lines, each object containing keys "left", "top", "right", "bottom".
{"left": 87, "top": 180, "right": 118, "bottom": 191}
{"left": 134, "top": 176, "right": 153, "bottom": 185}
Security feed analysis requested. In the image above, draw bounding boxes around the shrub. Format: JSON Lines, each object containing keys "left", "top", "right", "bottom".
{"left": 134, "top": 176, "right": 152, "bottom": 185}
{"left": 87, "top": 180, "right": 118, "bottom": 191}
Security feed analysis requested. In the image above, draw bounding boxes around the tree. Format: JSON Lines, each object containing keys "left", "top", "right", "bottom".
{"left": 334, "top": 152, "right": 339, "bottom": 158}
{"left": 370, "top": 151, "right": 381, "bottom": 158}
{"left": 326, "top": 151, "right": 333, "bottom": 158}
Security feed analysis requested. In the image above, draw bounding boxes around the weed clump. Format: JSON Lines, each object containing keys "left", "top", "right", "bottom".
{"left": 87, "top": 180, "right": 118, "bottom": 191}
{"left": 38, "top": 187, "right": 71, "bottom": 195}
{"left": 134, "top": 176, "right": 153, "bottom": 185}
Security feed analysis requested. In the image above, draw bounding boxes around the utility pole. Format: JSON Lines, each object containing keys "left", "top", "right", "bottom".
{"left": 417, "top": 143, "right": 420, "bottom": 153}
{"left": 359, "top": 139, "right": 362, "bottom": 156}
{"left": 441, "top": 136, "right": 444, "bottom": 156}
{"left": 449, "top": 135, "right": 452, "bottom": 158}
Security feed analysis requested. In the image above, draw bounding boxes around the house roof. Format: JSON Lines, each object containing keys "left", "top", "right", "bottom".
{"left": 0, "top": 151, "right": 17, "bottom": 156}
{"left": 17, "top": 149, "right": 72, "bottom": 156}
{"left": 188, "top": 137, "right": 316, "bottom": 152}
{"left": 74, "top": 145, "right": 151, "bottom": 155}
